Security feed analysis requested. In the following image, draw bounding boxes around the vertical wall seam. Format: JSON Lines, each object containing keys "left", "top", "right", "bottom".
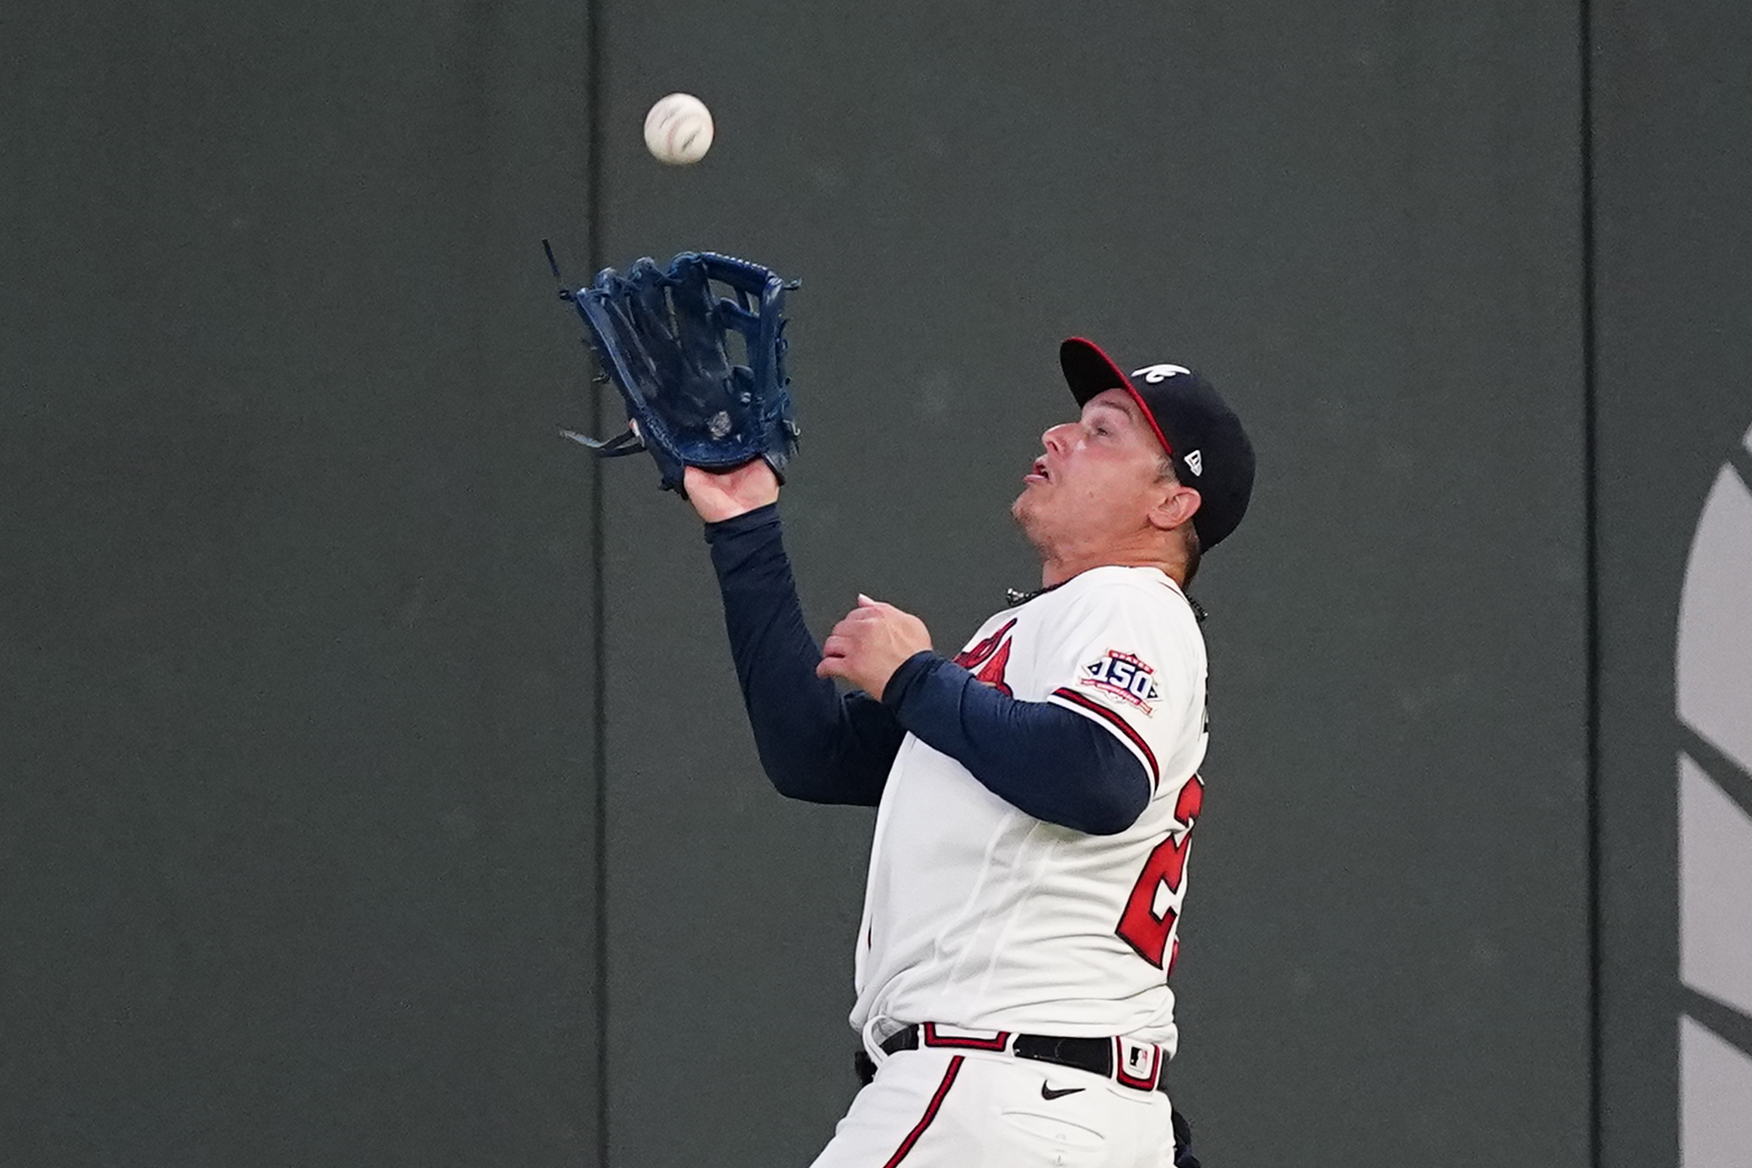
{"left": 1579, "top": 0, "right": 1602, "bottom": 1164}
{"left": 585, "top": 0, "right": 608, "bottom": 1162}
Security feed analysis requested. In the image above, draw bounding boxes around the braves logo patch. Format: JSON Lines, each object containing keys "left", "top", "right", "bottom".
{"left": 1078, "top": 650, "right": 1159, "bottom": 712}
{"left": 954, "top": 618, "right": 1016, "bottom": 696}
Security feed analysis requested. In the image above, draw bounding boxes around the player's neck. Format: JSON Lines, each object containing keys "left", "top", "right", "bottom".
{"left": 1039, "top": 542, "right": 1186, "bottom": 589}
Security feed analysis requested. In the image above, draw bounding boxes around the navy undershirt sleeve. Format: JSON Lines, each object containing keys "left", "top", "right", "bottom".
{"left": 704, "top": 505, "right": 899, "bottom": 806}
{"left": 704, "top": 505, "right": 1151, "bottom": 831}
{"left": 880, "top": 651, "right": 1152, "bottom": 835}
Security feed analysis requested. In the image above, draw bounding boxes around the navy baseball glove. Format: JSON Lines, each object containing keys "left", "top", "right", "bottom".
{"left": 550, "top": 245, "right": 800, "bottom": 494}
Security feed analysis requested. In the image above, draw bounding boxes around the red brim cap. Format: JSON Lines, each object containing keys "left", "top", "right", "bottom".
{"left": 1059, "top": 337, "right": 1175, "bottom": 456}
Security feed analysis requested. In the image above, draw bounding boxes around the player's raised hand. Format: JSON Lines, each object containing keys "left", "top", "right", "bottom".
{"left": 816, "top": 594, "right": 933, "bottom": 701}
{"left": 683, "top": 460, "right": 781, "bottom": 523}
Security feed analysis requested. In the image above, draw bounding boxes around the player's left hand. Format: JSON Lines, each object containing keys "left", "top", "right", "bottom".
{"left": 816, "top": 595, "right": 933, "bottom": 701}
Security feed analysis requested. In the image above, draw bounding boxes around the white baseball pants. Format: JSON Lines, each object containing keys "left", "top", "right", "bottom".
{"left": 807, "top": 1046, "right": 1179, "bottom": 1168}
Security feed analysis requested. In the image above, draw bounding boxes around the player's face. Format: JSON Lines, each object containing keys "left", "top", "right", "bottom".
{"left": 1012, "top": 388, "right": 1178, "bottom": 552}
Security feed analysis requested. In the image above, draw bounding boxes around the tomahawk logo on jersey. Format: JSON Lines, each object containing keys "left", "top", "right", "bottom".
{"left": 851, "top": 564, "right": 1210, "bottom": 1056}
{"left": 951, "top": 618, "right": 1016, "bottom": 695}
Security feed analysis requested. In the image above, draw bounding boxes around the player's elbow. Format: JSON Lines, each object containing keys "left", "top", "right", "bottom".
{"left": 758, "top": 751, "right": 828, "bottom": 801}
{"left": 1067, "top": 774, "right": 1150, "bottom": 835}
{"left": 758, "top": 748, "right": 884, "bottom": 807}
{"left": 1054, "top": 734, "right": 1152, "bottom": 835}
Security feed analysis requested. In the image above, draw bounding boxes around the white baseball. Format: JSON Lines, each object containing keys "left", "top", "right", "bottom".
{"left": 644, "top": 93, "right": 714, "bottom": 165}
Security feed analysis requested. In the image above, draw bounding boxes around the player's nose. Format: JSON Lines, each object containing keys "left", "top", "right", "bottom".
{"left": 1041, "top": 422, "right": 1075, "bottom": 454}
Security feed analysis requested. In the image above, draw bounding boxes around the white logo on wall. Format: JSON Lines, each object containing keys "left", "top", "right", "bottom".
{"left": 1133, "top": 364, "right": 1191, "bottom": 383}
{"left": 1676, "top": 421, "right": 1752, "bottom": 1168}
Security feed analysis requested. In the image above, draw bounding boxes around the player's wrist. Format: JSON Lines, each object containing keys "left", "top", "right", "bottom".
{"left": 702, "top": 501, "right": 781, "bottom": 538}
{"left": 684, "top": 462, "right": 782, "bottom": 523}
{"left": 692, "top": 494, "right": 776, "bottom": 523}
{"left": 878, "top": 650, "right": 942, "bottom": 709}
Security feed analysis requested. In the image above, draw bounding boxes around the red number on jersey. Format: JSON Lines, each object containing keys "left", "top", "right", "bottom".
{"left": 1115, "top": 776, "right": 1204, "bottom": 972}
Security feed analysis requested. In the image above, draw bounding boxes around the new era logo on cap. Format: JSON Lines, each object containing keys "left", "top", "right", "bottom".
{"left": 1184, "top": 450, "right": 1203, "bottom": 476}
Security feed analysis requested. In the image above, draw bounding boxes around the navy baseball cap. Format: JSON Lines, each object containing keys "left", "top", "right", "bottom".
{"left": 1059, "top": 337, "right": 1255, "bottom": 550}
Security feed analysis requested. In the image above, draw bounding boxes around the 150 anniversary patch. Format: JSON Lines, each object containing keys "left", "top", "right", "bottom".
{"left": 1078, "top": 650, "right": 1160, "bottom": 713}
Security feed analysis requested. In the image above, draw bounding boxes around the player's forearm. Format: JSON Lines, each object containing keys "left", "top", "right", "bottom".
{"left": 705, "top": 505, "right": 899, "bottom": 806}
{"left": 881, "top": 653, "right": 1150, "bottom": 834}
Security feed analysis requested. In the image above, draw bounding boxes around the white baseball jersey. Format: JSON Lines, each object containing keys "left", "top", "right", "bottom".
{"left": 849, "top": 564, "right": 1209, "bottom": 1056}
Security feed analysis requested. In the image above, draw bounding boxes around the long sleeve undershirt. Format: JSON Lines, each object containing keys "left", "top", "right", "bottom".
{"left": 704, "top": 505, "right": 1151, "bottom": 835}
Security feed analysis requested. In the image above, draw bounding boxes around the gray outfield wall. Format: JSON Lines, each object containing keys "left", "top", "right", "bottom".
{"left": 2, "top": 0, "right": 603, "bottom": 1162}
{"left": 0, "top": 0, "right": 1744, "bottom": 1166}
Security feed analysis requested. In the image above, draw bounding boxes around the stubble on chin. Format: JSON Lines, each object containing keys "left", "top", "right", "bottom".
{"left": 1011, "top": 492, "right": 1050, "bottom": 555}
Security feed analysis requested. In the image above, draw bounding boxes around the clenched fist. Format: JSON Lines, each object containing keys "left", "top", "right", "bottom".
{"left": 816, "top": 595, "right": 933, "bottom": 701}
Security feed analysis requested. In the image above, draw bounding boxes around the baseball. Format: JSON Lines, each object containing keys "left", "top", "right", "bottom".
{"left": 644, "top": 93, "right": 714, "bottom": 165}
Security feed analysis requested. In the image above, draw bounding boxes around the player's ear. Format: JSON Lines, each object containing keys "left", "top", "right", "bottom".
{"left": 1147, "top": 484, "right": 1201, "bottom": 533}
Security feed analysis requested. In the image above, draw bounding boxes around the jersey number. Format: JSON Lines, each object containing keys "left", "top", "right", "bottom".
{"left": 1116, "top": 776, "right": 1203, "bottom": 974}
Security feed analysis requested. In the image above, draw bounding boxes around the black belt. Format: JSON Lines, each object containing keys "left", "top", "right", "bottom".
{"left": 878, "top": 1023, "right": 1168, "bottom": 1096}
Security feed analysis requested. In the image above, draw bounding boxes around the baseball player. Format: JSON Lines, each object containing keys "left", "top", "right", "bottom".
{"left": 684, "top": 338, "right": 1253, "bottom": 1168}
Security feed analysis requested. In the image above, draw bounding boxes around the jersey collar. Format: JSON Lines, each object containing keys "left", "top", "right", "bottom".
{"left": 1005, "top": 570, "right": 1208, "bottom": 623}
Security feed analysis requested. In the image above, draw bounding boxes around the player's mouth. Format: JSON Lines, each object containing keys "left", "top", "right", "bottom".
{"left": 1024, "top": 458, "right": 1050, "bottom": 484}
